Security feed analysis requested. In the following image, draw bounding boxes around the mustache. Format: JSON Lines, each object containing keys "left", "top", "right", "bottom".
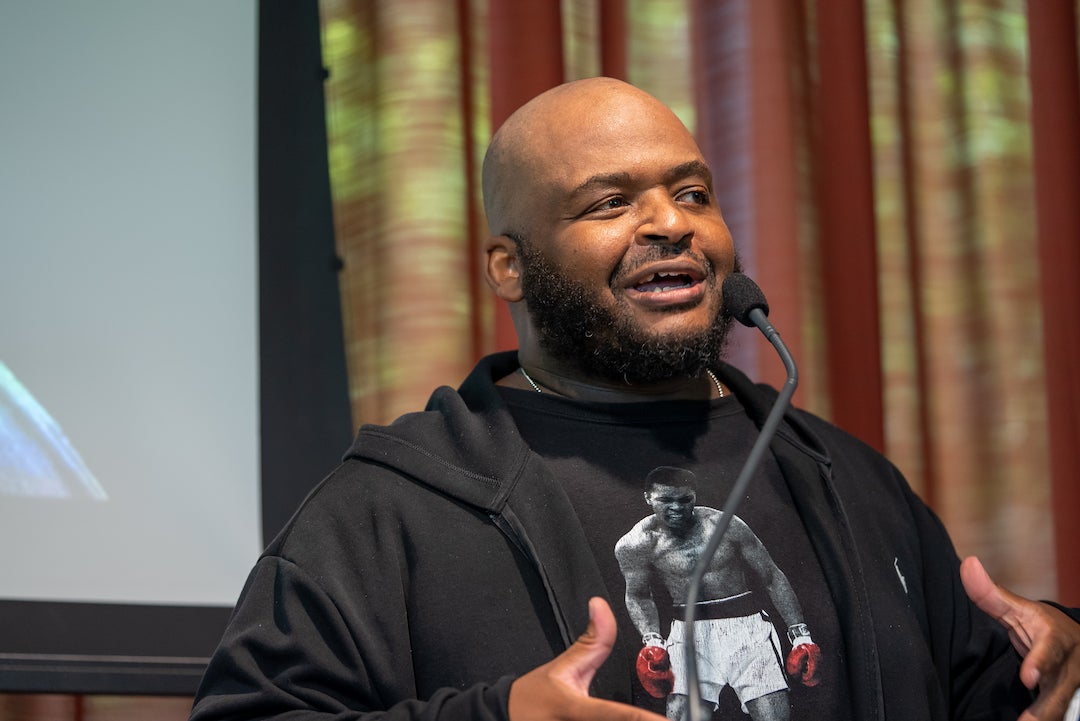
{"left": 610, "top": 246, "right": 714, "bottom": 287}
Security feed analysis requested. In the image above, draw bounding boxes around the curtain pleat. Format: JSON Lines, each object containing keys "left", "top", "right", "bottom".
{"left": 691, "top": 1, "right": 764, "bottom": 382}
{"left": 487, "top": 2, "right": 564, "bottom": 350}
{"left": 1026, "top": 0, "right": 1080, "bottom": 604}
{"left": 322, "top": 0, "right": 481, "bottom": 423}
{"left": 872, "top": 0, "right": 934, "bottom": 503}
{"left": 599, "top": 0, "right": 628, "bottom": 78}
{"left": 692, "top": 0, "right": 827, "bottom": 410}
{"left": 814, "top": 0, "right": 886, "bottom": 452}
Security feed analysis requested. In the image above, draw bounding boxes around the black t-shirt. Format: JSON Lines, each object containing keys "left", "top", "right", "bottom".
{"left": 500, "top": 386, "right": 851, "bottom": 720}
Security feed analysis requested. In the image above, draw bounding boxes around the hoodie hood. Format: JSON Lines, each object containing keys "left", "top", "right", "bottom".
{"left": 342, "top": 352, "right": 529, "bottom": 513}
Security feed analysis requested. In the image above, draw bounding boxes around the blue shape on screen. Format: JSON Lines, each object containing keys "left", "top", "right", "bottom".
{"left": 0, "top": 361, "right": 107, "bottom": 500}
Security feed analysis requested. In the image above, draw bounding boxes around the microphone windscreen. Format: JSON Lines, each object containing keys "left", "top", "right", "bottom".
{"left": 722, "top": 273, "right": 770, "bottom": 327}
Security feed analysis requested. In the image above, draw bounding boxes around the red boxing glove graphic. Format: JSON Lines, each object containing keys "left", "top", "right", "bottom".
{"left": 785, "top": 623, "right": 822, "bottom": 687}
{"left": 636, "top": 635, "right": 675, "bottom": 698}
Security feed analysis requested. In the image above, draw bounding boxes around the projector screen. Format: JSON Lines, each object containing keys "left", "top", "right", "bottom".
{"left": 0, "top": 2, "right": 267, "bottom": 694}
{"left": 0, "top": 1, "right": 354, "bottom": 694}
{"left": 0, "top": 1, "right": 261, "bottom": 606}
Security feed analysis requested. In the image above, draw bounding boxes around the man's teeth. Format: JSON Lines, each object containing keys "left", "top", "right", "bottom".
{"left": 639, "top": 272, "right": 692, "bottom": 292}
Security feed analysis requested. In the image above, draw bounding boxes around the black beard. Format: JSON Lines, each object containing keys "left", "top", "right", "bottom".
{"left": 516, "top": 238, "right": 737, "bottom": 385}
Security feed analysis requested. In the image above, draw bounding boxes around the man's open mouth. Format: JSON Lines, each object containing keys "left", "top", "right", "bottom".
{"left": 633, "top": 271, "right": 697, "bottom": 293}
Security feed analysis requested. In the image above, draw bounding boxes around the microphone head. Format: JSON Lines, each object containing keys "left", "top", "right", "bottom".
{"left": 722, "top": 273, "right": 770, "bottom": 327}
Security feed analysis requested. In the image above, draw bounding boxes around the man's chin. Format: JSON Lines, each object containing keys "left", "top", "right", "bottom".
{"left": 537, "top": 316, "right": 731, "bottom": 385}
{"left": 633, "top": 319, "right": 719, "bottom": 346}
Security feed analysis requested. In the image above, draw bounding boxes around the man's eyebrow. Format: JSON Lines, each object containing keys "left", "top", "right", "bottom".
{"left": 567, "top": 172, "right": 633, "bottom": 202}
{"left": 665, "top": 160, "right": 713, "bottom": 188}
{"left": 567, "top": 160, "right": 714, "bottom": 202}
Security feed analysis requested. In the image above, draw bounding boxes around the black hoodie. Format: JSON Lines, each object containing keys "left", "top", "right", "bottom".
{"left": 190, "top": 352, "right": 1068, "bottom": 721}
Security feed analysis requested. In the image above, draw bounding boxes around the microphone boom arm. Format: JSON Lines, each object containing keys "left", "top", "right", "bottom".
{"left": 682, "top": 307, "right": 799, "bottom": 721}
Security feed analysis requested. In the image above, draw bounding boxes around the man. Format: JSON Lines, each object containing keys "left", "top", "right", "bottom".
{"left": 190, "top": 77, "right": 1080, "bottom": 721}
{"left": 616, "top": 467, "right": 818, "bottom": 721}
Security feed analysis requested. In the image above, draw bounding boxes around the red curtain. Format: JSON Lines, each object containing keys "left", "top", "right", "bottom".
{"left": 321, "top": 0, "right": 1079, "bottom": 609}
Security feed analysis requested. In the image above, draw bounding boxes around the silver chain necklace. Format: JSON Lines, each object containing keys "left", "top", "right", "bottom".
{"left": 518, "top": 367, "right": 724, "bottom": 398}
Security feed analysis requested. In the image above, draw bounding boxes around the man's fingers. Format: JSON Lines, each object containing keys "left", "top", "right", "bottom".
{"left": 961, "top": 556, "right": 1015, "bottom": 619}
{"left": 961, "top": 555, "right": 1080, "bottom": 709}
{"left": 962, "top": 556, "right": 1041, "bottom": 663}
{"left": 562, "top": 601, "right": 671, "bottom": 721}
{"left": 509, "top": 598, "right": 669, "bottom": 721}
{"left": 1019, "top": 673, "right": 1079, "bottom": 721}
{"left": 552, "top": 597, "right": 619, "bottom": 691}
{"left": 1017, "top": 604, "right": 1080, "bottom": 717}
{"left": 961, "top": 556, "right": 1037, "bottom": 650}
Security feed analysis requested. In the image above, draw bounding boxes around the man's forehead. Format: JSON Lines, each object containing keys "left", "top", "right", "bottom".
{"left": 516, "top": 82, "right": 699, "bottom": 164}
{"left": 649, "top": 483, "right": 695, "bottom": 497}
{"left": 537, "top": 124, "right": 708, "bottom": 201}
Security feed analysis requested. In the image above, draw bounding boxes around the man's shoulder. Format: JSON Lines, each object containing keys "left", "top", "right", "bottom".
{"left": 615, "top": 516, "right": 662, "bottom": 552}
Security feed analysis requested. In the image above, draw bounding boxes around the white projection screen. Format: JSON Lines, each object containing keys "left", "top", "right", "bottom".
{"left": 0, "top": 1, "right": 271, "bottom": 694}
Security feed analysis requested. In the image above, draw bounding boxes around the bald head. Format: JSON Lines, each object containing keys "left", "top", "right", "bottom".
{"left": 481, "top": 77, "right": 700, "bottom": 240}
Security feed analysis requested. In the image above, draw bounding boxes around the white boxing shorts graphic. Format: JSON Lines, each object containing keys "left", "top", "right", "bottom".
{"left": 667, "top": 612, "right": 787, "bottom": 711}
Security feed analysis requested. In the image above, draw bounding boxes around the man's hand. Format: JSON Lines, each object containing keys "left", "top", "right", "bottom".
{"left": 784, "top": 623, "right": 822, "bottom": 687}
{"left": 509, "top": 598, "right": 668, "bottom": 721}
{"left": 635, "top": 643, "right": 674, "bottom": 698}
{"left": 961, "top": 556, "right": 1080, "bottom": 721}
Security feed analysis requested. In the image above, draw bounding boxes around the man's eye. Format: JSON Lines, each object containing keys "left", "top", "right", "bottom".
{"left": 658, "top": 495, "right": 692, "bottom": 504}
{"left": 588, "top": 196, "right": 628, "bottom": 213}
{"left": 677, "top": 188, "right": 710, "bottom": 205}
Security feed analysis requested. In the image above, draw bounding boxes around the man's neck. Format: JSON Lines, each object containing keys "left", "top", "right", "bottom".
{"left": 504, "top": 361, "right": 724, "bottom": 402}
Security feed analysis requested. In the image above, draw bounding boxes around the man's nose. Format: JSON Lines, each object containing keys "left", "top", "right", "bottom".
{"left": 637, "top": 191, "right": 693, "bottom": 246}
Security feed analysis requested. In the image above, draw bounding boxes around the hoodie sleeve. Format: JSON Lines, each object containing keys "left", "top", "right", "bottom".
{"left": 188, "top": 555, "right": 514, "bottom": 721}
{"left": 902, "top": 489, "right": 1038, "bottom": 720}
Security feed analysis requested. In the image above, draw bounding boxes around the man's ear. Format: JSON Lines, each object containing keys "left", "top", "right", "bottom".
{"left": 484, "top": 235, "right": 524, "bottom": 302}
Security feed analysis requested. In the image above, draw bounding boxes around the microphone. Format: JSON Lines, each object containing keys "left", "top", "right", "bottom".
{"left": 721, "top": 271, "right": 770, "bottom": 326}
{"left": 682, "top": 273, "right": 799, "bottom": 721}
